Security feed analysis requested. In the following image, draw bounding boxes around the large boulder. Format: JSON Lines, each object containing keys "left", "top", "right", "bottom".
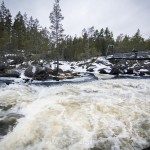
{"left": 0, "top": 113, "right": 24, "bottom": 136}
{"left": 24, "top": 66, "right": 36, "bottom": 78}
{"left": 126, "top": 68, "right": 134, "bottom": 74}
{"left": 33, "top": 67, "right": 49, "bottom": 81}
{"left": 110, "top": 67, "right": 123, "bottom": 76}
{"left": 99, "top": 68, "right": 109, "bottom": 74}
{"left": 0, "top": 62, "right": 7, "bottom": 73}
{"left": 0, "top": 70, "right": 20, "bottom": 78}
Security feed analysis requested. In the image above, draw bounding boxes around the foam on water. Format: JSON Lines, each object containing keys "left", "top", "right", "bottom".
{"left": 0, "top": 78, "right": 150, "bottom": 150}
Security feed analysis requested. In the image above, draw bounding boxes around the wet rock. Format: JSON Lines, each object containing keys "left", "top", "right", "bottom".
{"left": 24, "top": 66, "right": 35, "bottom": 78}
{"left": 78, "top": 63, "right": 84, "bottom": 67}
{"left": 46, "top": 68, "right": 53, "bottom": 75}
{"left": 65, "top": 73, "right": 74, "bottom": 79}
{"left": 0, "top": 105, "right": 13, "bottom": 111}
{"left": 110, "top": 67, "right": 123, "bottom": 76}
{"left": 126, "top": 68, "right": 134, "bottom": 74}
{"left": 33, "top": 67, "right": 48, "bottom": 81}
{"left": 52, "top": 68, "right": 63, "bottom": 75}
{"left": 142, "top": 146, "right": 150, "bottom": 150}
{"left": 87, "top": 68, "right": 94, "bottom": 72}
{"left": 71, "top": 66, "right": 75, "bottom": 69}
{"left": 99, "top": 68, "right": 108, "bottom": 74}
{"left": 53, "top": 76, "right": 60, "bottom": 81}
{"left": 0, "top": 70, "right": 20, "bottom": 78}
{"left": 72, "top": 72, "right": 80, "bottom": 77}
{"left": 0, "top": 62, "right": 7, "bottom": 73}
{"left": 0, "top": 113, "right": 24, "bottom": 136}
{"left": 23, "top": 78, "right": 33, "bottom": 83}
{"left": 139, "top": 71, "right": 145, "bottom": 76}
{"left": 86, "top": 64, "right": 96, "bottom": 69}
{"left": 0, "top": 79, "right": 14, "bottom": 85}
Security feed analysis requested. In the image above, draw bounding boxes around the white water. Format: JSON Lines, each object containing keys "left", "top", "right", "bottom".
{"left": 0, "top": 78, "right": 150, "bottom": 150}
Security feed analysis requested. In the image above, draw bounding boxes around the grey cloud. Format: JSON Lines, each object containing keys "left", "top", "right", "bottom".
{"left": 1, "top": 0, "right": 150, "bottom": 39}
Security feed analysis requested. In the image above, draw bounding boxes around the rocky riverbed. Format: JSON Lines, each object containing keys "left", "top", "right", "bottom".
{"left": 0, "top": 55, "right": 149, "bottom": 86}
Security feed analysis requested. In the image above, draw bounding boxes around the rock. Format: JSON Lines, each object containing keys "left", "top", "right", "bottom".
{"left": 52, "top": 68, "right": 63, "bottom": 75}
{"left": 33, "top": 67, "right": 49, "bottom": 81}
{"left": 53, "top": 76, "right": 60, "bottom": 81}
{"left": 110, "top": 67, "right": 123, "bottom": 76}
{"left": 46, "top": 68, "right": 53, "bottom": 75}
{"left": 146, "top": 70, "right": 150, "bottom": 75}
{"left": 0, "top": 105, "right": 13, "bottom": 111}
{"left": 65, "top": 73, "right": 74, "bottom": 79}
{"left": 0, "top": 113, "right": 24, "bottom": 136}
{"left": 24, "top": 66, "right": 35, "bottom": 78}
{"left": 71, "top": 66, "right": 75, "bottom": 69}
{"left": 139, "top": 71, "right": 145, "bottom": 76}
{"left": 0, "top": 79, "right": 14, "bottom": 85}
{"left": 87, "top": 68, "right": 94, "bottom": 72}
{"left": 126, "top": 68, "right": 134, "bottom": 74}
{"left": 99, "top": 68, "right": 108, "bottom": 74}
{"left": 0, "top": 62, "right": 7, "bottom": 73}
{"left": 86, "top": 64, "right": 96, "bottom": 69}
{"left": 72, "top": 72, "right": 80, "bottom": 77}
{"left": 78, "top": 63, "right": 84, "bottom": 67}
{"left": 0, "top": 70, "right": 20, "bottom": 78}
{"left": 23, "top": 78, "right": 33, "bottom": 83}
{"left": 66, "top": 76, "right": 74, "bottom": 79}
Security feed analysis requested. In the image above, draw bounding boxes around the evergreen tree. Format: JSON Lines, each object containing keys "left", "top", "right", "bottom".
{"left": 49, "top": 0, "right": 64, "bottom": 73}
{"left": 0, "top": 1, "right": 12, "bottom": 53}
{"left": 131, "top": 29, "right": 144, "bottom": 51}
{"left": 12, "top": 11, "right": 26, "bottom": 50}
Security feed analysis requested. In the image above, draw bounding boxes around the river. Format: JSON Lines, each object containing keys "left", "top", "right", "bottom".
{"left": 0, "top": 77, "right": 150, "bottom": 150}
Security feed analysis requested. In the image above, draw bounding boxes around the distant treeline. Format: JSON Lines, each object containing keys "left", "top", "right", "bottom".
{"left": 0, "top": 1, "right": 150, "bottom": 61}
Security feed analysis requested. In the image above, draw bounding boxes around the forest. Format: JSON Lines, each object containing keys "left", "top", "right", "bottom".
{"left": 0, "top": 1, "right": 150, "bottom": 62}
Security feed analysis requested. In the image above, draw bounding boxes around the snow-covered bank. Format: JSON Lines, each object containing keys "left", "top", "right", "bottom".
{"left": 0, "top": 78, "right": 150, "bottom": 150}
{"left": 0, "top": 56, "right": 149, "bottom": 86}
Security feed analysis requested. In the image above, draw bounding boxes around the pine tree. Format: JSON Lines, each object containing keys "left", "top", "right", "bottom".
{"left": 0, "top": 1, "right": 12, "bottom": 53}
{"left": 12, "top": 11, "right": 26, "bottom": 50}
{"left": 49, "top": 0, "right": 64, "bottom": 74}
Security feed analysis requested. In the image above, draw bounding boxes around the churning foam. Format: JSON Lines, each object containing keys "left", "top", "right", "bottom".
{"left": 0, "top": 79, "right": 150, "bottom": 150}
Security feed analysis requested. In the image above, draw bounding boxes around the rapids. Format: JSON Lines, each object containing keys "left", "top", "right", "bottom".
{"left": 0, "top": 78, "right": 150, "bottom": 150}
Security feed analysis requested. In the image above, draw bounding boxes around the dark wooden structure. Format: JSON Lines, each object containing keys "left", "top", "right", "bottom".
{"left": 106, "top": 45, "right": 150, "bottom": 60}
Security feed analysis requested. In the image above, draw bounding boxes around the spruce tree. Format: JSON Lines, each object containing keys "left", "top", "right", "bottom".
{"left": 49, "top": 0, "right": 64, "bottom": 74}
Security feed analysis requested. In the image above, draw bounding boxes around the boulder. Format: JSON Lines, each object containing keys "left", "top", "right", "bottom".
{"left": 99, "top": 68, "right": 108, "bottom": 74}
{"left": 71, "top": 66, "right": 75, "bottom": 69}
{"left": 110, "top": 67, "right": 123, "bottom": 76}
{"left": 24, "top": 66, "right": 36, "bottom": 78}
{"left": 65, "top": 73, "right": 74, "bottom": 79}
{"left": 0, "top": 113, "right": 24, "bottom": 136}
{"left": 0, "top": 62, "right": 7, "bottom": 73}
{"left": 139, "top": 71, "right": 145, "bottom": 76}
{"left": 0, "top": 105, "right": 13, "bottom": 111}
{"left": 126, "top": 68, "right": 134, "bottom": 74}
{"left": 87, "top": 68, "right": 94, "bottom": 72}
{"left": 0, "top": 70, "right": 20, "bottom": 78}
{"left": 72, "top": 72, "right": 80, "bottom": 77}
{"left": 33, "top": 67, "right": 49, "bottom": 81}
{"left": 52, "top": 68, "right": 63, "bottom": 75}
{"left": 46, "top": 68, "right": 53, "bottom": 75}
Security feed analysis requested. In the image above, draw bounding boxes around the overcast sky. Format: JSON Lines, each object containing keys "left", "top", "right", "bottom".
{"left": 1, "top": 0, "right": 150, "bottom": 39}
